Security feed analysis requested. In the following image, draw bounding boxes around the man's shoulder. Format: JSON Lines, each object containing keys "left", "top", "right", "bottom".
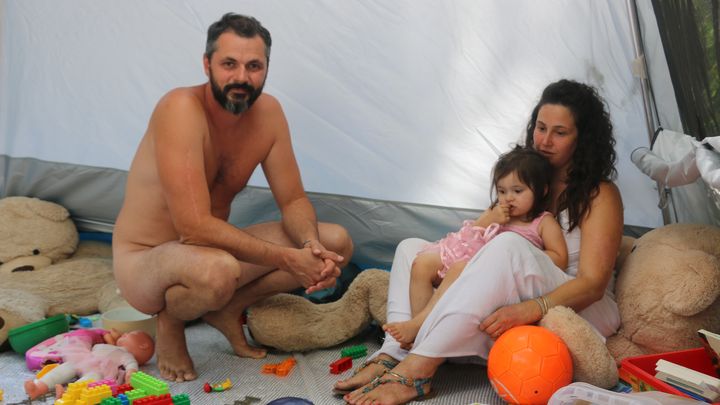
{"left": 252, "top": 92, "right": 282, "bottom": 113}
{"left": 160, "top": 85, "right": 204, "bottom": 105}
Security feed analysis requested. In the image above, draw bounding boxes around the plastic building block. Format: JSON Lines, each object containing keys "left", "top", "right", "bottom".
{"left": 101, "top": 397, "right": 124, "bottom": 405}
{"left": 275, "top": 357, "right": 297, "bottom": 376}
{"left": 329, "top": 356, "right": 353, "bottom": 374}
{"left": 341, "top": 344, "right": 367, "bottom": 359}
{"left": 57, "top": 379, "right": 94, "bottom": 404}
{"left": 116, "top": 383, "right": 133, "bottom": 395}
{"left": 0, "top": 388, "right": 3, "bottom": 401}
{"left": 130, "top": 371, "right": 169, "bottom": 396}
{"left": 171, "top": 393, "right": 191, "bottom": 405}
{"left": 125, "top": 388, "right": 148, "bottom": 402}
{"left": 261, "top": 364, "right": 277, "bottom": 374}
{"left": 79, "top": 384, "right": 113, "bottom": 404}
{"left": 89, "top": 379, "right": 119, "bottom": 396}
{"left": 134, "top": 393, "right": 173, "bottom": 404}
{"left": 262, "top": 357, "right": 297, "bottom": 376}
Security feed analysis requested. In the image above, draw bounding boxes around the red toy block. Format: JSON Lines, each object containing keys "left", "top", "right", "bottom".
{"left": 329, "top": 356, "right": 352, "bottom": 374}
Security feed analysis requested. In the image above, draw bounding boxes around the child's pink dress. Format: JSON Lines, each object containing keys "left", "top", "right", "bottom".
{"left": 420, "top": 211, "right": 551, "bottom": 278}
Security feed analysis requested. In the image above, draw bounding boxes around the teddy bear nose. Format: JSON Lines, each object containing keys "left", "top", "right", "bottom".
{"left": 11, "top": 265, "right": 34, "bottom": 272}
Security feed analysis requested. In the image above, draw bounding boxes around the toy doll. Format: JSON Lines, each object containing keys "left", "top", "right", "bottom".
{"left": 24, "top": 329, "right": 154, "bottom": 400}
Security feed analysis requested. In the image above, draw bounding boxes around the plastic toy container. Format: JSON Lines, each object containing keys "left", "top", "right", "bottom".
{"left": 549, "top": 382, "right": 705, "bottom": 404}
{"left": 8, "top": 314, "right": 69, "bottom": 354}
{"left": 619, "top": 347, "right": 719, "bottom": 404}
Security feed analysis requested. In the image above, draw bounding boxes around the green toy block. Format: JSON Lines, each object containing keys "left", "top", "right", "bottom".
{"left": 125, "top": 388, "right": 147, "bottom": 403}
{"left": 101, "top": 397, "right": 123, "bottom": 405}
{"left": 341, "top": 344, "right": 367, "bottom": 359}
{"left": 130, "top": 371, "right": 169, "bottom": 396}
{"left": 172, "top": 393, "right": 191, "bottom": 404}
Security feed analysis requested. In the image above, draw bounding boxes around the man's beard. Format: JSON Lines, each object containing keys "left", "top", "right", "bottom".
{"left": 210, "top": 71, "right": 264, "bottom": 115}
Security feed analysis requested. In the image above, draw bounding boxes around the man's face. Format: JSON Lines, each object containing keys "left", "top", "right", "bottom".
{"left": 209, "top": 68, "right": 264, "bottom": 115}
{"left": 205, "top": 33, "right": 268, "bottom": 115}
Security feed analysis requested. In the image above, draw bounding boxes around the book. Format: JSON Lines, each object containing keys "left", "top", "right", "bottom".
{"left": 699, "top": 329, "right": 720, "bottom": 378}
{"left": 655, "top": 358, "right": 720, "bottom": 402}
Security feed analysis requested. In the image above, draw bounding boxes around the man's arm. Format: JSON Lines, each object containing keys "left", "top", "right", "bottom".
{"left": 260, "top": 96, "right": 344, "bottom": 288}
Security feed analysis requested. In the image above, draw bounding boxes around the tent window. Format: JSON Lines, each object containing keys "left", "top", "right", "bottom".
{"left": 652, "top": 0, "right": 719, "bottom": 140}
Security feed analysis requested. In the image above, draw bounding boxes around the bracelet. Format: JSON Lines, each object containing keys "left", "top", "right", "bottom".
{"left": 534, "top": 296, "right": 549, "bottom": 317}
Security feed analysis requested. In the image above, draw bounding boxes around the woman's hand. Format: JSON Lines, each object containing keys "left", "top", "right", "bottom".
{"left": 479, "top": 300, "right": 541, "bottom": 340}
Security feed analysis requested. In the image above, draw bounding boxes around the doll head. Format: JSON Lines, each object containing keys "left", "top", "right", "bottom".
{"left": 116, "top": 330, "right": 155, "bottom": 365}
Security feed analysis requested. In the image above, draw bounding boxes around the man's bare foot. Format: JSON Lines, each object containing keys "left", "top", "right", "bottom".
{"left": 157, "top": 312, "right": 197, "bottom": 382}
{"left": 382, "top": 318, "right": 421, "bottom": 344}
{"left": 24, "top": 380, "right": 48, "bottom": 400}
{"left": 344, "top": 361, "right": 433, "bottom": 405}
{"left": 203, "top": 310, "right": 267, "bottom": 359}
{"left": 333, "top": 354, "right": 398, "bottom": 393}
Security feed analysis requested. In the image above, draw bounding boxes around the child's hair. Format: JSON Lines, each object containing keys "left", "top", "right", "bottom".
{"left": 490, "top": 145, "right": 553, "bottom": 220}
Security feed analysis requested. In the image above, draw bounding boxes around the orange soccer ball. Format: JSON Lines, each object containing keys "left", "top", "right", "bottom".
{"left": 487, "top": 325, "right": 573, "bottom": 405}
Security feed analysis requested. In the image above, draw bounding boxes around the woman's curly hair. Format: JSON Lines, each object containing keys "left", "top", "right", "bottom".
{"left": 524, "top": 79, "right": 617, "bottom": 231}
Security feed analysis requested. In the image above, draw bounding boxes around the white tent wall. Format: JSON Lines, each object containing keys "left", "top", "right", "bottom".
{"left": 1, "top": 1, "right": 671, "bottom": 267}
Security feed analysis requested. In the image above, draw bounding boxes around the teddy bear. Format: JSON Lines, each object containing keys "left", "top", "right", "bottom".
{"left": 247, "top": 223, "right": 720, "bottom": 390}
{"left": 0, "top": 196, "right": 129, "bottom": 348}
{"left": 541, "top": 223, "right": 720, "bottom": 388}
{"left": 246, "top": 269, "right": 388, "bottom": 351}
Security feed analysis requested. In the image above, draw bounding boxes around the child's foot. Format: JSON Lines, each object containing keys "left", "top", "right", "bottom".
{"left": 24, "top": 380, "right": 48, "bottom": 400}
{"left": 383, "top": 319, "right": 422, "bottom": 344}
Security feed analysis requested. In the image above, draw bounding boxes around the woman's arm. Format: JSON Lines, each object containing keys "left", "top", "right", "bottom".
{"left": 542, "top": 182, "right": 623, "bottom": 312}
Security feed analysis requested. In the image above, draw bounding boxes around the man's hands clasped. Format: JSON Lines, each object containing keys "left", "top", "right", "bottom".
{"left": 284, "top": 239, "right": 344, "bottom": 294}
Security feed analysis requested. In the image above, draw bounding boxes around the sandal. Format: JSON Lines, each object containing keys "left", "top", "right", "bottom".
{"left": 332, "top": 357, "right": 399, "bottom": 395}
{"left": 360, "top": 370, "right": 435, "bottom": 401}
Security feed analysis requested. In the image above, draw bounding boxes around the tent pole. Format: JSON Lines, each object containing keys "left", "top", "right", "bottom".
{"left": 626, "top": 0, "right": 673, "bottom": 225}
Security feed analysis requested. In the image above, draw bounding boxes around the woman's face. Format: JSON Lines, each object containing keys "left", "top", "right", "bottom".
{"left": 532, "top": 104, "right": 578, "bottom": 173}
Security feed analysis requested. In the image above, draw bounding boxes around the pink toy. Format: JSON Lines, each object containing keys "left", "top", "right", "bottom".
{"left": 24, "top": 329, "right": 154, "bottom": 400}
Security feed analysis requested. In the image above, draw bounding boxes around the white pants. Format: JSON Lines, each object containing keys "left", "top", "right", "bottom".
{"left": 372, "top": 233, "right": 620, "bottom": 361}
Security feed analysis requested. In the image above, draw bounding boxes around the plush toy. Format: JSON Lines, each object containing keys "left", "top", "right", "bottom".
{"left": 0, "top": 196, "right": 129, "bottom": 347}
{"left": 541, "top": 223, "right": 720, "bottom": 388}
{"left": 247, "top": 269, "right": 388, "bottom": 351}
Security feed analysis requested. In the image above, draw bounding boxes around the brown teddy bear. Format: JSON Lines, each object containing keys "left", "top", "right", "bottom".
{"left": 0, "top": 196, "right": 129, "bottom": 348}
{"left": 247, "top": 224, "right": 720, "bottom": 390}
{"left": 247, "top": 269, "right": 388, "bottom": 351}
{"left": 541, "top": 223, "right": 720, "bottom": 388}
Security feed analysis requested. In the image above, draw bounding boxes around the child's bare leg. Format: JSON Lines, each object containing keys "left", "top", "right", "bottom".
{"left": 383, "top": 253, "right": 442, "bottom": 344}
{"left": 408, "top": 253, "right": 443, "bottom": 316}
{"left": 384, "top": 260, "right": 467, "bottom": 344}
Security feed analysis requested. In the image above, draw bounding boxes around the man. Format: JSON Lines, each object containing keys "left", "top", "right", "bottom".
{"left": 112, "top": 13, "right": 353, "bottom": 382}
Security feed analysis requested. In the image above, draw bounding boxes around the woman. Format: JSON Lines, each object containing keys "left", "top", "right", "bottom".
{"left": 336, "top": 79, "right": 624, "bottom": 405}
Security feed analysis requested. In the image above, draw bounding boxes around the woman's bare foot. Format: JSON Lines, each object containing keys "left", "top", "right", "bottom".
{"left": 203, "top": 310, "right": 267, "bottom": 359}
{"left": 344, "top": 355, "right": 437, "bottom": 405}
{"left": 383, "top": 318, "right": 422, "bottom": 344}
{"left": 333, "top": 354, "right": 398, "bottom": 393}
{"left": 157, "top": 311, "right": 197, "bottom": 382}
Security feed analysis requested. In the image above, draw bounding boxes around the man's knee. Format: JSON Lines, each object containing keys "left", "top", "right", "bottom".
{"left": 193, "top": 251, "right": 241, "bottom": 310}
{"left": 321, "top": 223, "right": 353, "bottom": 265}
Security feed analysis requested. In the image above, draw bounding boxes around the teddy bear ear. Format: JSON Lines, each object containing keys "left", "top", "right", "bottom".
{"left": 5, "top": 197, "right": 71, "bottom": 222}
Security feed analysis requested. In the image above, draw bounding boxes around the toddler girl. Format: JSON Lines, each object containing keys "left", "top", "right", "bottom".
{"left": 383, "top": 146, "right": 568, "bottom": 345}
